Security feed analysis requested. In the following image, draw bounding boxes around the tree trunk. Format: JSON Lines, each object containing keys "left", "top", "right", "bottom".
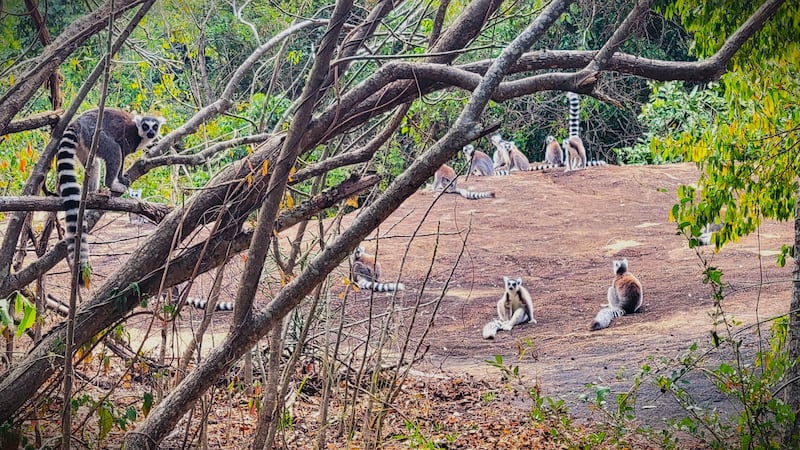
{"left": 784, "top": 184, "right": 800, "bottom": 447}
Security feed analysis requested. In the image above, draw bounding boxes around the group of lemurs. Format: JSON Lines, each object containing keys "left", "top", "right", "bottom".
{"left": 54, "top": 94, "right": 694, "bottom": 331}
{"left": 350, "top": 240, "right": 644, "bottom": 336}
{"left": 480, "top": 258, "right": 643, "bottom": 339}
{"left": 430, "top": 92, "right": 607, "bottom": 200}
{"left": 425, "top": 92, "right": 645, "bottom": 337}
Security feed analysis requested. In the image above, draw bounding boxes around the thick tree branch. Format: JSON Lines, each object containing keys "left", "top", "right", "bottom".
{"left": 0, "top": 195, "right": 169, "bottom": 221}
{"left": 3, "top": 110, "right": 62, "bottom": 134}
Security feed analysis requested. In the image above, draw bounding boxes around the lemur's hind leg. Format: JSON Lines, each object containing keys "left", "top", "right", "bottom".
{"left": 501, "top": 307, "right": 528, "bottom": 331}
{"left": 604, "top": 286, "right": 620, "bottom": 308}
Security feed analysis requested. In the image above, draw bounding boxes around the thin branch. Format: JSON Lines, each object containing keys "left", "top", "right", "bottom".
{"left": 291, "top": 104, "right": 409, "bottom": 184}
{"left": 128, "top": 133, "right": 272, "bottom": 178}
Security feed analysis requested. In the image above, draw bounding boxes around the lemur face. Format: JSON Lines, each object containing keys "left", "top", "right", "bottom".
{"left": 503, "top": 276, "right": 522, "bottom": 291}
{"left": 354, "top": 246, "right": 365, "bottom": 259}
{"left": 462, "top": 144, "right": 474, "bottom": 157}
{"left": 490, "top": 134, "right": 502, "bottom": 145}
{"left": 136, "top": 116, "right": 165, "bottom": 140}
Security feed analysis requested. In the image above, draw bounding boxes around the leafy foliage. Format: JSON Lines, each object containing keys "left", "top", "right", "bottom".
{"left": 615, "top": 81, "right": 727, "bottom": 165}
{"left": 659, "top": 56, "right": 799, "bottom": 249}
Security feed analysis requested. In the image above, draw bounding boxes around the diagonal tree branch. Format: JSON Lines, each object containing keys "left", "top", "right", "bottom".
{"left": 118, "top": 0, "right": 572, "bottom": 446}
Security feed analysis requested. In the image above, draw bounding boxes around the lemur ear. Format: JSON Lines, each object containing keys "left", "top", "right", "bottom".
{"left": 516, "top": 277, "right": 523, "bottom": 285}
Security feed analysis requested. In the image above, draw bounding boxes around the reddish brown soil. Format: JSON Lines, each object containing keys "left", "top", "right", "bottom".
{"left": 35, "top": 163, "right": 792, "bottom": 446}
{"left": 341, "top": 162, "right": 791, "bottom": 428}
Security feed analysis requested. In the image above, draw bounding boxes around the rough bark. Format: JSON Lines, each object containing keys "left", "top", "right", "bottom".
{"left": 784, "top": 183, "right": 800, "bottom": 447}
{"left": 3, "top": 110, "right": 61, "bottom": 134}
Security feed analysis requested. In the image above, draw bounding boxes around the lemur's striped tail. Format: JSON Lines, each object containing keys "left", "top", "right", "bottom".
{"left": 590, "top": 307, "right": 625, "bottom": 331}
{"left": 357, "top": 279, "right": 405, "bottom": 292}
{"left": 527, "top": 163, "right": 561, "bottom": 171}
{"left": 57, "top": 127, "right": 89, "bottom": 286}
{"left": 187, "top": 297, "right": 234, "bottom": 312}
{"left": 482, "top": 319, "right": 505, "bottom": 339}
{"left": 567, "top": 92, "right": 581, "bottom": 138}
{"left": 454, "top": 188, "right": 495, "bottom": 200}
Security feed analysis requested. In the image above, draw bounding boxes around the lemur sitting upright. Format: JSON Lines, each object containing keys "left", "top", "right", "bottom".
{"left": 483, "top": 276, "right": 537, "bottom": 339}
{"left": 462, "top": 144, "right": 510, "bottom": 176}
{"left": 590, "top": 259, "right": 643, "bottom": 331}
{"left": 351, "top": 246, "right": 404, "bottom": 293}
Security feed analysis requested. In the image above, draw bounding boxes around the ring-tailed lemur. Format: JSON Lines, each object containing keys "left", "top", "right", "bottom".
{"left": 563, "top": 92, "right": 588, "bottom": 172}
{"left": 429, "top": 164, "right": 495, "bottom": 200}
{"left": 351, "top": 246, "right": 404, "bottom": 292}
{"left": 544, "top": 136, "right": 564, "bottom": 166}
{"left": 563, "top": 93, "right": 608, "bottom": 171}
{"left": 490, "top": 133, "right": 532, "bottom": 172}
{"left": 698, "top": 222, "right": 724, "bottom": 246}
{"left": 462, "top": 145, "right": 510, "bottom": 176}
{"left": 503, "top": 141, "right": 531, "bottom": 171}
{"left": 57, "top": 108, "right": 165, "bottom": 286}
{"left": 483, "top": 276, "right": 537, "bottom": 339}
{"left": 590, "top": 259, "right": 642, "bottom": 331}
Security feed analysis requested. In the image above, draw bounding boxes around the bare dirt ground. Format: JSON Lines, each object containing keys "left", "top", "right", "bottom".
{"left": 33, "top": 162, "right": 793, "bottom": 447}
{"left": 337, "top": 162, "right": 792, "bottom": 429}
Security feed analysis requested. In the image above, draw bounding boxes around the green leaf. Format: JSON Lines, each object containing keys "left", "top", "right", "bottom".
{"left": 15, "top": 297, "right": 35, "bottom": 338}
{"left": 98, "top": 403, "right": 113, "bottom": 440}
{"left": 142, "top": 392, "right": 153, "bottom": 417}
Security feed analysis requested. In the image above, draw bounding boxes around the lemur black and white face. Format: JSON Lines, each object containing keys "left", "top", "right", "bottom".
{"left": 353, "top": 246, "right": 365, "bottom": 259}
{"left": 462, "top": 144, "right": 474, "bottom": 158}
{"left": 490, "top": 134, "right": 502, "bottom": 145}
{"left": 135, "top": 115, "right": 166, "bottom": 140}
{"left": 545, "top": 135, "right": 556, "bottom": 144}
{"left": 502, "top": 141, "right": 514, "bottom": 152}
{"left": 503, "top": 276, "right": 522, "bottom": 292}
